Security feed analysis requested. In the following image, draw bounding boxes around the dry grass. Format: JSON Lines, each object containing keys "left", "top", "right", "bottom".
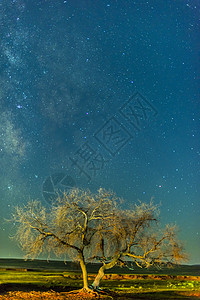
{"left": 0, "top": 290, "right": 200, "bottom": 299}
{"left": 0, "top": 290, "right": 112, "bottom": 300}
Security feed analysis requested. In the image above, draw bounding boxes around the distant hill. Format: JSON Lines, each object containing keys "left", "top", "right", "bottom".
{"left": 0, "top": 258, "right": 199, "bottom": 276}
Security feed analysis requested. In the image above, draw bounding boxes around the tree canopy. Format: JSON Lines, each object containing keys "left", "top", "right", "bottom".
{"left": 11, "top": 188, "right": 187, "bottom": 292}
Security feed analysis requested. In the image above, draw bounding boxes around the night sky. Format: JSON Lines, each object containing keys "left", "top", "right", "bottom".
{"left": 0, "top": 0, "right": 199, "bottom": 264}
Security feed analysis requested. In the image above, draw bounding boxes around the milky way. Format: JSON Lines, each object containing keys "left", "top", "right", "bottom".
{"left": 0, "top": 0, "right": 199, "bottom": 264}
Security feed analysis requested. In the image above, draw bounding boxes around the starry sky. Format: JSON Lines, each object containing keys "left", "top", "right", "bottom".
{"left": 0, "top": 0, "right": 199, "bottom": 264}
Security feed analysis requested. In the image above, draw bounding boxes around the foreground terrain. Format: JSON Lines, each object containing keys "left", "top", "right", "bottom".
{"left": 0, "top": 270, "right": 199, "bottom": 299}
{"left": 0, "top": 260, "right": 199, "bottom": 299}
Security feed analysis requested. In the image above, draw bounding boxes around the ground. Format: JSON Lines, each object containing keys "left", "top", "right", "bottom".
{"left": 0, "top": 270, "right": 199, "bottom": 299}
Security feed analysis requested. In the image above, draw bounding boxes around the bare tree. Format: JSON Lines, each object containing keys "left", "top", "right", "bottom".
{"left": 11, "top": 188, "right": 187, "bottom": 294}
{"left": 11, "top": 188, "right": 117, "bottom": 291}
{"left": 90, "top": 200, "right": 188, "bottom": 290}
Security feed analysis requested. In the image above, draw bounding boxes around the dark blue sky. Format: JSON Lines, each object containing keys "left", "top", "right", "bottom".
{"left": 0, "top": 0, "right": 199, "bottom": 264}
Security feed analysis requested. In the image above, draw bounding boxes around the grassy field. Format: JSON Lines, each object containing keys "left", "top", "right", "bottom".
{"left": 0, "top": 269, "right": 199, "bottom": 299}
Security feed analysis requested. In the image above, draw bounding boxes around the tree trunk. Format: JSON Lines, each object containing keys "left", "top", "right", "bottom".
{"left": 92, "top": 264, "right": 106, "bottom": 289}
{"left": 79, "top": 252, "right": 88, "bottom": 289}
{"left": 92, "top": 255, "right": 120, "bottom": 289}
